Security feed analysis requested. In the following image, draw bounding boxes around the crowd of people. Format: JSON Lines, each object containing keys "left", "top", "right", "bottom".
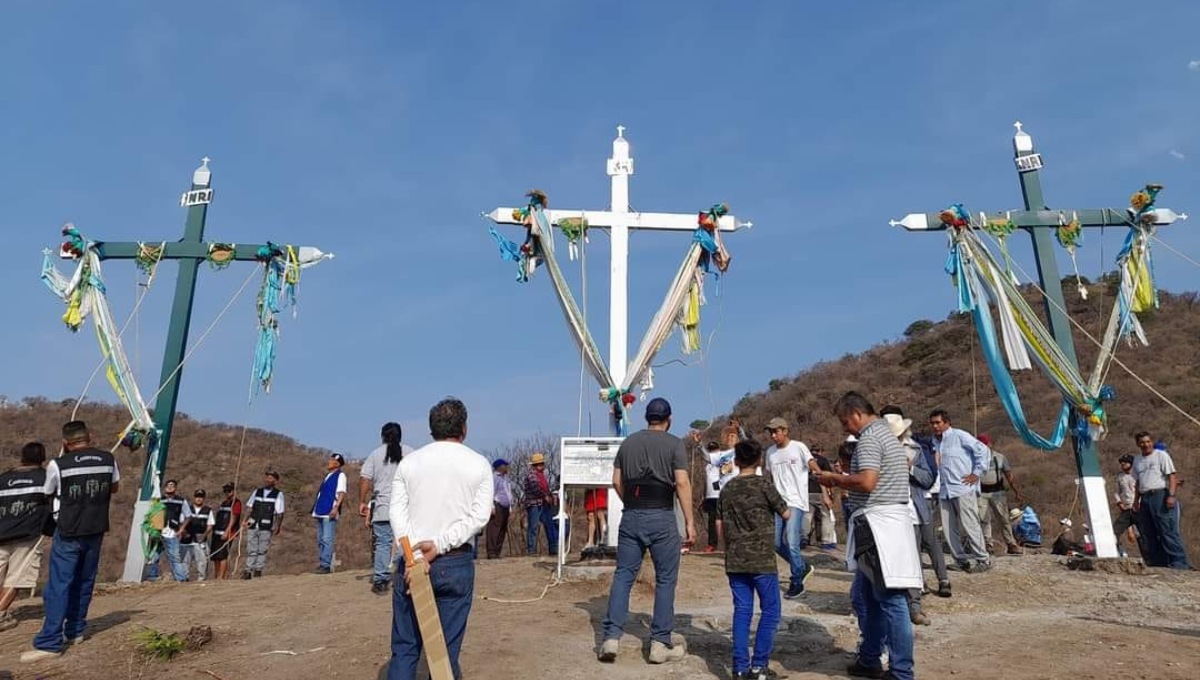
{"left": 0, "top": 395, "right": 1191, "bottom": 678}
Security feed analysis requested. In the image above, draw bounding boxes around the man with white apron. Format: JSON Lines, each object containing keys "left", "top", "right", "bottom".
{"left": 818, "top": 392, "right": 921, "bottom": 680}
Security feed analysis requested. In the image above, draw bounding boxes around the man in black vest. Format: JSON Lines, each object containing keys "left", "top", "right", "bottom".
{"left": 210, "top": 482, "right": 242, "bottom": 580}
{"left": 242, "top": 471, "right": 285, "bottom": 579}
{"left": 23, "top": 421, "right": 119, "bottom": 662}
{"left": 181, "top": 489, "right": 215, "bottom": 581}
{"left": 145, "top": 479, "right": 190, "bottom": 582}
{"left": 0, "top": 442, "right": 51, "bottom": 632}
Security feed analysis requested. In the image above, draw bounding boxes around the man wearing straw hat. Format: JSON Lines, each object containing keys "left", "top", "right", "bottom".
{"left": 0, "top": 443, "right": 51, "bottom": 632}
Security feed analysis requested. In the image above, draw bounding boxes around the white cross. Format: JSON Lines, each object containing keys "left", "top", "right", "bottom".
{"left": 488, "top": 125, "right": 752, "bottom": 547}
{"left": 488, "top": 125, "right": 751, "bottom": 388}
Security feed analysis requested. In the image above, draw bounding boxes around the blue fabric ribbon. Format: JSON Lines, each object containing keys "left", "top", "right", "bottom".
{"left": 954, "top": 247, "right": 1071, "bottom": 450}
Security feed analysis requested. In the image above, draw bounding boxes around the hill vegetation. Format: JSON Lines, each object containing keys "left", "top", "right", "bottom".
{"left": 702, "top": 276, "right": 1200, "bottom": 558}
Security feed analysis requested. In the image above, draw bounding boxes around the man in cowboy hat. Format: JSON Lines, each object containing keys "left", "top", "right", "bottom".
{"left": 522, "top": 452, "right": 559, "bottom": 555}
{"left": 881, "top": 406, "right": 951, "bottom": 628}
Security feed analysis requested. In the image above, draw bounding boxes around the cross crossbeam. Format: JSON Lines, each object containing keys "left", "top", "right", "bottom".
{"left": 890, "top": 207, "right": 1187, "bottom": 232}
{"left": 94, "top": 240, "right": 271, "bottom": 261}
{"left": 487, "top": 208, "right": 750, "bottom": 233}
{"left": 890, "top": 122, "right": 1189, "bottom": 561}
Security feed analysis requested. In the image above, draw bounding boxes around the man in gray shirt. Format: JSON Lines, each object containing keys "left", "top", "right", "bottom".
{"left": 598, "top": 397, "right": 695, "bottom": 666}
{"left": 1131, "top": 432, "right": 1190, "bottom": 569}
{"left": 818, "top": 392, "right": 915, "bottom": 680}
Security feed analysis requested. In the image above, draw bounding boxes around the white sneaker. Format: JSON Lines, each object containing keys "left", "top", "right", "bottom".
{"left": 20, "top": 648, "right": 63, "bottom": 663}
{"left": 598, "top": 638, "right": 620, "bottom": 662}
{"left": 648, "top": 639, "right": 686, "bottom": 664}
{"left": 69, "top": 636, "right": 85, "bottom": 645}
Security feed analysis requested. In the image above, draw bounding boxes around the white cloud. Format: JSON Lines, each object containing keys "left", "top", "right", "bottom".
{"left": 1189, "top": 59, "right": 1200, "bottom": 71}
{"left": 1170, "top": 149, "right": 1186, "bottom": 160}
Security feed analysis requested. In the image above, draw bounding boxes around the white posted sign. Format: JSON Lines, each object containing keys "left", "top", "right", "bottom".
{"left": 559, "top": 437, "right": 623, "bottom": 486}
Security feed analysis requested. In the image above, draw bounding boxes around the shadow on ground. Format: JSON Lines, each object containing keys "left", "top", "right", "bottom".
{"left": 574, "top": 594, "right": 847, "bottom": 679}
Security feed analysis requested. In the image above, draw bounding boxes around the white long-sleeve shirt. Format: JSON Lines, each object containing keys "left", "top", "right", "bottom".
{"left": 389, "top": 440, "right": 493, "bottom": 555}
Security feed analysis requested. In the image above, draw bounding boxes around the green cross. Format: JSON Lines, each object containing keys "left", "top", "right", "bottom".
{"left": 890, "top": 122, "right": 1187, "bottom": 560}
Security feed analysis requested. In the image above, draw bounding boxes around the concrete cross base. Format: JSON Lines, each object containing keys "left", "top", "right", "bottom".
{"left": 1064, "top": 555, "right": 1148, "bottom": 575}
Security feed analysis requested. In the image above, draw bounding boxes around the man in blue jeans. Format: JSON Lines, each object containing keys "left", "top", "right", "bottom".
{"left": 312, "top": 453, "right": 347, "bottom": 574}
{"left": 23, "top": 421, "right": 119, "bottom": 663}
{"left": 818, "top": 393, "right": 920, "bottom": 680}
{"left": 388, "top": 398, "right": 493, "bottom": 679}
{"left": 522, "top": 452, "right": 559, "bottom": 555}
{"left": 598, "top": 397, "right": 696, "bottom": 665}
{"left": 764, "top": 417, "right": 818, "bottom": 598}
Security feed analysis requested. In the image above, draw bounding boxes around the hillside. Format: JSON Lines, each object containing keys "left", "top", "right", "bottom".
{"left": 0, "top": 398, "right": 369, "bottom": 582}
{"left": 705, "top": 276, "right": 1200, "bottom": 557}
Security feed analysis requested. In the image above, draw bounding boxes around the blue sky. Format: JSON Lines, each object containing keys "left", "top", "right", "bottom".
{"left": 2, "top": 1, "right": 1199, "bottom": 460}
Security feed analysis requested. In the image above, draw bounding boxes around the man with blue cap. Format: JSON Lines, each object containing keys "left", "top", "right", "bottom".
{"left": 485, "top": 459, "right": 514, "bottom": 558}
{"left": 598, "top": 397, "right": 695, "bottom": 665}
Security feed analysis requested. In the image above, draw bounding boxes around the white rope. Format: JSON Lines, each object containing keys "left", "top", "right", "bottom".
{"left": 1150, "top": 233, "right": 1200, "bottom": 271}
{"left": 577, "top": 213, "right": 588, "bottom": 437}
{"left": 141, "top": 266, "right": 260, "bottom": 408}
{"left": 975, "top": 228, "right": 1200, "bottom": 431}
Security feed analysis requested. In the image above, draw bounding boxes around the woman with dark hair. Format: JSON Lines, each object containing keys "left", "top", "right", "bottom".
{"left": 359, "top": 422, "right": 412, "bottom": 593}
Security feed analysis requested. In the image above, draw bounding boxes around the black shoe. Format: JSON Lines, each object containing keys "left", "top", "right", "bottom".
{"left": 749, "top": 667, "right": 779, "bottom": 679}
{"left": 936, "top": 580, "right": 952, "bottom": 598}
{"left": 253, "top": 570, "right": 263, "bottom": 578}
{"left": 960, "top": 561, "right": 973, "bottom": 573}
{"left": 313, "top": 567, "right": 331, "bottom": 574}
{"left": 784, "top": 583, "right": 804, "bottom": 599}
{"left": 972, "top": 560, "right": 992, "bottom": 573}
{"left": 371, "top": 581, "right": 390, "bottom": 594}
{"left": 847, "top": 661, "right": 885, "bottom": 679}
{"left": 241, "top": 572, "right": 252, "bottom": 580}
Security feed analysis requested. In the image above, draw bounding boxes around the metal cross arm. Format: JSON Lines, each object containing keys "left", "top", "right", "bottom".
{"left": 486, "top": 207, "right": 752, "bottom": 232}
{"left": 93, "top": 240, "right": 274, "bottom": 261}
{"left": 889, "top": 207, "right": 1188, "bottom": 232}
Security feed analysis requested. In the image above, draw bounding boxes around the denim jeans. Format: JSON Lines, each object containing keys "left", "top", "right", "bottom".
{"left": 728, "top": 572, "right": 781, "bottom": 673}
{"left": 774, "top": 508, "right": 808, "bottom": 585}
{"left": 602, "top": 508, "right": 681, "bottom": 645}
{"left": 146, "top": 535, "right": 188, "bottom": 582}
{"left": 372, "top": 521, "right": 395, "bottom": 584}
{"left": 525, "top": 505, "right": 558, "bottom": 554}
{"left": 854, "top": 569, "right": 914, "bottom": 680}
{"left": 315, "top": 517, "right": 338, "bottom": 569}
{"left": 1137, "top": 489, "right": 1192, "bottom": 569}
{"left": 182, "top": 542, "right": 209, "bottom": 581}
{"left": 33, "top": 533, "right": 103, "bottom": 652}
{"left": 388, "top": 550, "right": 475, "bottom": 679}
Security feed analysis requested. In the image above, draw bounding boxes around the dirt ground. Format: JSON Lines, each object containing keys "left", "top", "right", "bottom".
{"left": 0, "top": 550, "right": 1197, "bottom": 680}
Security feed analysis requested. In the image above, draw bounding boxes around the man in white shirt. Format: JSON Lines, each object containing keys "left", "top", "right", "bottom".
{"left": 388, "top": 398, "right": 492, "bottom": 679}
{"left": 765, "top": 417, "right": 819, "bottom": 598}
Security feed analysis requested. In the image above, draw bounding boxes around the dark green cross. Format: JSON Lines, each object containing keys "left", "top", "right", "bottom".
{"left": 81, "top": 159, "right": 275, "bottom": 581}
{"left": 890, "top": 122, "right": 1187, "bottom": 559}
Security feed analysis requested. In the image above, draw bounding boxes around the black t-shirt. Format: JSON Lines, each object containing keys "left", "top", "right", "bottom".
{"left": 808, "top": 454, "right": 833, "bottom": 493}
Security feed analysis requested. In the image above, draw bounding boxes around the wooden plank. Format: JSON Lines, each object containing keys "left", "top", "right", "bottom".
{"left": 400, "top": 537, "right": 454, "bottom": 680}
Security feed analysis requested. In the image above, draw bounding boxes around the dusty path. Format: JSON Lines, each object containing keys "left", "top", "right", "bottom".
{"left": 0, "top": 552, "right": 1196, "bottom": 679}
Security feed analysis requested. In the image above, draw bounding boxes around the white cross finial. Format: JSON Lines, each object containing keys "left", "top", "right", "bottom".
{"left": 200, "top": 156, "right": 211, "bottom": 167}
{"left": 1014, "top": 121, "right": 1023, "bottom": 134}
{"left": 616, "top": 125, "right": 625, "bottom": 138}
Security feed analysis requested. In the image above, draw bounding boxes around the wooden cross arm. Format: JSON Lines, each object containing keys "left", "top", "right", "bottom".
{"left": 486, "top": 208, "right": 751, "bottom": 232}
{"left": 93, "top": 241, "right": 273, "bottom": 261}
{"left": 890, "top": 207, "right": 1188, "bottom": 232}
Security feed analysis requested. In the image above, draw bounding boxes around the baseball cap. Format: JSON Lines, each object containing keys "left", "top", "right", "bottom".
{"left": 222, "top": 482, "right": 235, "bottom": 493}
{"left": 645, "top": 397, "right": 672, "bottom": 423}
{"left": 193, "top": 488, "right": 206, "bottom": 498}
{"left": 330, "top": 453, "right": 346, "bottom": 467}
{"left": 977, "top": 433, "right": 992, "bottom": 446}
{"left": 764, "top": 417, "right": 788, "bottom": 431}
{"left": 492, "top": 458, "right": 509, "bottom": 469}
